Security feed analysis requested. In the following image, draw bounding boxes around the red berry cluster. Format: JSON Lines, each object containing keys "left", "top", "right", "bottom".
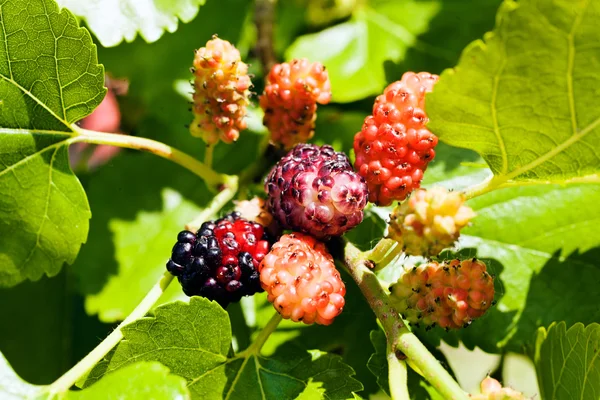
{"left": 191, "top": 37, "right": 251, "bottom": 144}
{"left": 259, "top": 233, "right": 345, "bottom": 325}
{"left": 260, "top": 59, "right": 331, "bottom": 149}
{"left": 354, "top": 72, "right": 439, "bottom": 206}
{"left": 390, "top": 259, "right": 495, "bottom": 330}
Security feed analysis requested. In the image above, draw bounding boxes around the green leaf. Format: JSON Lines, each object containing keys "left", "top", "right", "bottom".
{"left": 287, "top": 0, "right": 501, "bottom": 102}
{"left": 86, "top": 297, "right": 362, "bottom": 399}
{"left": 69, "top": 362, "right": 190, "bottom": 400}
{"left": 0, "top": 134, "right": 90, "bottom": 286}
{"left": 0, "top": 352, "right": 47, "bottom": 399}
{"left": 535, "top": 322, "right": 600, "bottom": 400}
{"left": 56, "top": 0, "right": 208, "bottom": 47}
{"left": 427, "top": 0, "right": 600, "bottom": 184}
{"left": 414, "top": 184, "right": 600, "bottom": 353}
{"left": 367, "top": 330, "right": 389, "bottom": 396}
{"left": 1, "top": 351, "right": 189, "bottom": 399}
{"left": 0, "top": 0, "right": 105, "bottom": 131}
{"left": 0, "top": 0, "right": 105, "bottom": 286}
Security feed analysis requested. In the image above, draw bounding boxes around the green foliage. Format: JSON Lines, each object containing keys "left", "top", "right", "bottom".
{"left": 0, "top": 352, "right": 189, "bottom": 399}
{"left": 0, "top": 0, "right": 105, "bottom": 287}
{"left": 86, "top": 297, "right": 362, "bottom": 399}
{"left": 56, "top": 0, "right": 208, "bottom": 47}
{"left": 428, "top": 0, "right": 600, "bottom": 184}
{"left": 287, "top": 0, "right": 501, "bottom": 102}
{"left": 535, "top": 322, "right": 600, "bottom": 400}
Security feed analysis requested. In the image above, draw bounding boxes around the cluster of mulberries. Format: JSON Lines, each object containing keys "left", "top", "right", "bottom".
{"left": 265, "top": 143, "right": 368, "bottom": 239}
{"left": 179, "top": 37, "right": 486, "bottom": 331}
{"left": 354, "top": 72, "right": 439, "bottom": 206}
{"left": 166, "top": 212, "right": 271, "bottom": 307}
{"left": 260, "top": 59, "right": 331, "bottom": 149}
{"left": 388, "top": 186, "right": 475, "bottom": 257}
{"left": 389, "top": 259, "right": 495, "bottom": 330}
{"left": 191, "top": 36, "right": 251, "bottom": 144}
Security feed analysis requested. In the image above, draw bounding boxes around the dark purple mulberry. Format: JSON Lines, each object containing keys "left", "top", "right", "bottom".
{"left": 265, "top": 144, "right": 368, "bottom": 239}
{"left": 166, "top": 212, "right": 272, "bottom": 307}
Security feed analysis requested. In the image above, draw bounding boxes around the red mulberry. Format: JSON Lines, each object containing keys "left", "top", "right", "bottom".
{"left": 354, "top": 72, "right": 439, "bottom": 206}
{"left": 260, "top": 59, "right": 331, "bottom": 149}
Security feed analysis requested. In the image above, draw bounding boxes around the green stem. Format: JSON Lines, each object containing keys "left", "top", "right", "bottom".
{"left": 185, "top": 175, "right": 240, "bottom": 231}
{"left": 73, "top": 128, "right": 225, "bottom": 189}
{"left": 343, "top": 242, "right": 468, "bottom": 400}
{"left": 461, "top": 174, "right": 501, "bottom": 200}
{"left": 387, "top": 340, "right": 409, "bottom": 400}
{"left": 243, "top": 312, "right": 282, "bottom": 356}
{"left": 204, "top": 144, "right": 215, "bottom": 168}
{"left": 48, "top": 273, "right": 175, "bottom": 394}
{"left": 369, "top": 238, "right": 403, "bottom": 271}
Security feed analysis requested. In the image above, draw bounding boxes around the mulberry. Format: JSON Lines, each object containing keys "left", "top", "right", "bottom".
{"left": 354, "top": 72, "right": 439, "bottom": 205}
{"left": 260, "top": 59, "right": 331, "bottom": 149}
{"left": 265, "top": 144, "right": 368, "bottom": 239}
{"left": 191, "top": 36, "right": 251, "bottom": 144}
{"left": 166, "top": 212, "right": 272, "bottom": 307}
{"left": 259, "top": 233, "right": 345, "bottom": 325}
{"left": 390, "top": 259, "right": 495, "bottom": 330}
{"left": 388, "top": 187, "right": 475, "bottom": 257}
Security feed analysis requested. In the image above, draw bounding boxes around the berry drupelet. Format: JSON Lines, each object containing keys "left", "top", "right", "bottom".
{"left": 265, "top": 143, "right": 368, "bottom": 239}
{"left": 166, "top": 212, "right": 272, "bottom": 307}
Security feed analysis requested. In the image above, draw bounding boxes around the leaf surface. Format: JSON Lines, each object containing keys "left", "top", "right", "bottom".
{"left": 0, "top": 0, "right": 105, "bottom": 286}
{"left": 287, "top": 0, "right": 501, "bottom": 102}
{"left": 86, "top": 297, "right": 362, "bottom": 399}
{"left": 535, "top": 322, "right": 600, "bottom": 400}
{"left": 56, "top": 0, "right": 207, "bottom": 47}
{"left": 0, "top": 353, "right": 189, "bottom": 399}
{"left": 427, "top": 0, "right": 600, "bottom": 184}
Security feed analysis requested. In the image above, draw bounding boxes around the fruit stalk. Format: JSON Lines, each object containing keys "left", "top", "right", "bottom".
{"left": 185, "top": 176, "right": 240, "bottom": 231}
{"left": 343, "top": 241, "right": 468, "bottom": 400}
{"left": 48, "top": 272, "right": 175, "bottom": 394}
{"left": 241, "top": 312, "right": 283, "bottom": 356}
{"left": 73, "top": 128, "right": 226, "bottom": 189}
{"left": 387, "top": 339, "right": 410, "bottom": 400}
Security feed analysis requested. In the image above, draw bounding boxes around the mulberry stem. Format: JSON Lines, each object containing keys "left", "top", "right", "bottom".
{"left": 204, "top": 143, "right": 215, "bottom": 168}
{"left": 73, "top": 128, "right": 225, "bottom": 189}
{"left": 343, "top": 241, "right": 468, "bottom": 400}
{"left": 48, "top": 273, "right": 175, "bottom": 394}
{"left": 185, "top": 176, "right": 240, "bottom": 231}
{"left": 369, "top": 238, "right": 403, "bottom": 271}
{"left": 387, "top": 340, "right": 410, "bottom": 400}
{"left": 242, "top": 312, "right": 282, "bottom": 356}
{"left": 254, "top": 0, "right": 278, "bottom": 72}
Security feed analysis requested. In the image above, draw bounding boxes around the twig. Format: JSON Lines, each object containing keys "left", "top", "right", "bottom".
{"left": 48, "top": 273, "right": 175, "bottom": 393}
{"left": 254, "top": 0, "right": 278, "bottom": 73}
